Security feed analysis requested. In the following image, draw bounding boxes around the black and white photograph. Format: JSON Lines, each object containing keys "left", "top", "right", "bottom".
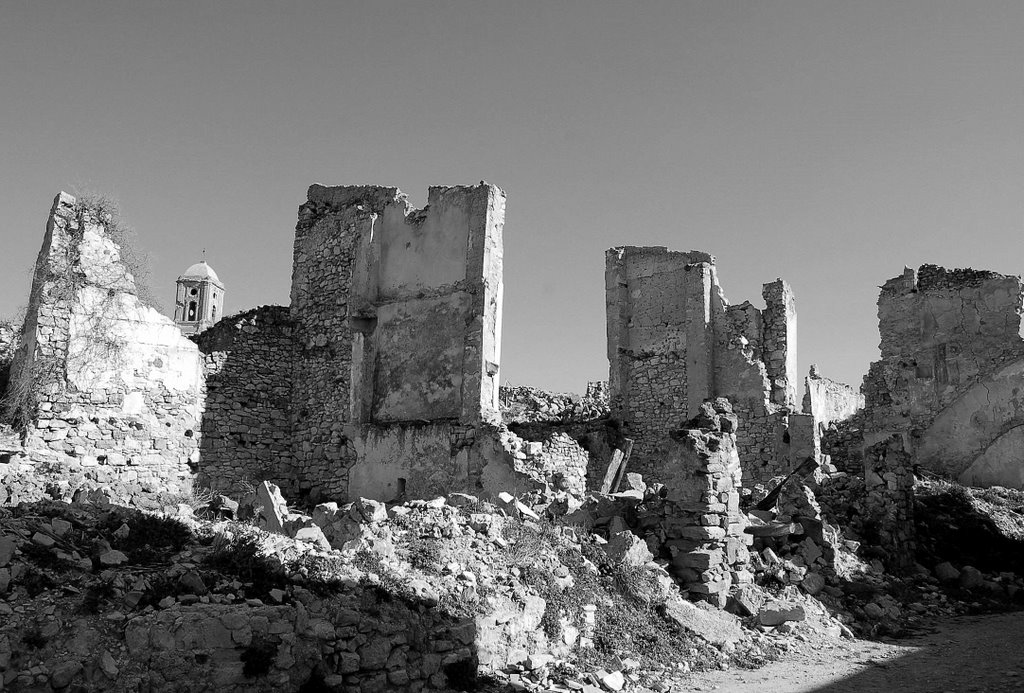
{"left": 1, "top": 2, "right": 1022, "bottom": 691}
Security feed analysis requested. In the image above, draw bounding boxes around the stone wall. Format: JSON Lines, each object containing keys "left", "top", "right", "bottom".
{"left": 122, "top": 597, "right": 488, "bottom": 692}
{"left": 800, "top": 365, "right": 864, "bottom": 468}
{"left": 195, "top": 306, "right": 296, "bottom": 495}
{"left": 861, "top": 434, "right": 916, "bottom": 572}
{"left": 5, "top": 192, "right": 203, "bottom": 503}
{"left": 287, "top": 183, "right": 508, "bottom": 503}
{"left": 861, "top": 264, "right": 1024, "bottom": 488}
{"left": 645, "top": 399, "right": 750, "bottom": 607}
{"left": 803, "top": 366, "right": 863, "bottom": 431}
{"left": 605, "top": 246, "right": 800, "bottom": 485}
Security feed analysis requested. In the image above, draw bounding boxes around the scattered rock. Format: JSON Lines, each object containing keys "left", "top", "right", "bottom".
{"left": 959, "top": 565, "right": 984, "bottom": 590}
{"left": 757, "top": 601, "right": 806, "bottom": 626}
{"left": 99, "top": 549, "right": 128, "bottom": 566}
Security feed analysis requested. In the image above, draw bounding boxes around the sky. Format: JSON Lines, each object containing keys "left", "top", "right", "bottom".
{"left": 1, "top": 1, "right": 1023, "bottom": 394}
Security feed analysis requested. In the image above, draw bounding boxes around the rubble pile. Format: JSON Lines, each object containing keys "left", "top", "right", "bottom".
{"left": 0, "top": 482, "right": 783, "bottom": 692}
{"left": 499, "top": 384, "right": 610, "bottom": 425}
{"left": 741, "top": 463, "right": 1024, "bottom": 639}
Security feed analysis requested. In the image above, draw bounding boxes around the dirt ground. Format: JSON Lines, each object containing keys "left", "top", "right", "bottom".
{"left": 683, "top": 610, "right": 1024, "bottom": 693}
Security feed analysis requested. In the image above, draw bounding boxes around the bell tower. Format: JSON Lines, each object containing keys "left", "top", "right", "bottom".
{"left": 174, "top": 260, "right": 224, "bottom": 335}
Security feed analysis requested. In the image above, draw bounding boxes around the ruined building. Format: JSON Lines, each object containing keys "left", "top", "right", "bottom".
{"left": 4, "top": 192, "right": 204, "bottom": 502}
{"left": 4, "top": 187, "right": 591, "bottom": 507}
{"left": 8, "top": 188, "right": 1024, "bottom": 532}
{"left": 860, "top": 264, "right": 1024, "bottom": 489}
{"left": 606, "top": 247, "right": 807, "bottom": 485}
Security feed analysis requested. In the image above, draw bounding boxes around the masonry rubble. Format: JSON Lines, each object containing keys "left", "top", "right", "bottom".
{"left": 0, "top": 486, "right": 791, "bottom": 692}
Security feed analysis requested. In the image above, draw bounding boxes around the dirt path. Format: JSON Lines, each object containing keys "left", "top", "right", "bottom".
{"left": 683, "top": 611, "right": 1024, "bottom": 693}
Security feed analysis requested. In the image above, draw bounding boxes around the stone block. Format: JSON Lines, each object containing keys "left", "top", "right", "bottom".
{"left": 757, "top": 601, "right": 806, "bottom": 626}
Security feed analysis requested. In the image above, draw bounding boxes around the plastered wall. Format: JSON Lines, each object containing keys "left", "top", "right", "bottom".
{"left": 288, "top": 183, "right": 506, "bottom": 501}
{"left": 861, "top": 264, "right": 1024, "bottom": 488}
{"left": 7, "top": 193, "right": 203, "bottom": 502}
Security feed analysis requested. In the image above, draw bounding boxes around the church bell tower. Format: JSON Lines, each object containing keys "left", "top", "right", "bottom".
{"left": 174, "top": 261, "right": 224, "bottom": 335}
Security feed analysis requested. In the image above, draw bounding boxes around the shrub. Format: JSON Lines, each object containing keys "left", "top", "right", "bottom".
{"left": 203, "top": 525, "right": 286, "bottom": 597}
{"left": 97, "top": 508, "right": 194, "bottom": 564}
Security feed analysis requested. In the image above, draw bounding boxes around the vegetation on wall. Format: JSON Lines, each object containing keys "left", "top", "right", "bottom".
{"left": 1, "top": 194, "right": 156, "bottom": 427}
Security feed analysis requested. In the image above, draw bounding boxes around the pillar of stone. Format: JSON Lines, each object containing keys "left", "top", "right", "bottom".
{"left": 863, "top": 434, "right": 917, "bottom": 572}
{"left": 661, "top": 398, "right": 750, "bottom": 607}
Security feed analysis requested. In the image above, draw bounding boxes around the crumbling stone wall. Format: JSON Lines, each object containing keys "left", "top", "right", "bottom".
{"left": 195, "top": 306, "right": 296, "bottom": 495}
{"left": 288, "top": 184, "right": 506, "bottom": 502}
{"left": 803, "top": 366, "right": 863, "bottom": 432}
{"left": 5, "top": 193, "right": 203, "bottom": 503}
{"left": 123, "top": 598, "right": 487, "bottom": 692}
{"left": 643, "top": 399, "right": 750, "bottom": 607}
{"left": 862, "top": 264, "right": 1024, "bottom": 488}
{"left": 862, "top": 434, "right": 916, "bottom": 572}
{"left": 606, "top": 246, "right": 800, "bottom": 485}
{"left": 819, "top": 414, "right": 865, "bottom": 474}
{"left": 498, "top": 383, "right": 613, "bottom": 497}
{"left": 798, "top": 366, "right": 865, "bottom": 469}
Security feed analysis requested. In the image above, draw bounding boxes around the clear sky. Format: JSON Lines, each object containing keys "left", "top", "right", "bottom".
{"left": 2, "top": 1, "right": 1023, "bottom": 394}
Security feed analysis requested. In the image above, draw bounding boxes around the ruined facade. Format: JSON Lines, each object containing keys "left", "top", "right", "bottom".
{"left": 183, "top": 184, "right": 591, "bottom": 504}
{"left": 861, "top": 265, "right": 1024, "bottom": 488}
{"left": 605, "top": 247, "right": 801, "bottom": 484}
{"left": 288, "top": 184, "right": 504, "bottom": 500}
{"left": 792, "top": 366, "right": 865, "bottom": 473}
{"left": 3, "top": 187, "right": 599, "bottom": 507}
{"left": 4, "top": 192, "right": 204, "bottom": 502}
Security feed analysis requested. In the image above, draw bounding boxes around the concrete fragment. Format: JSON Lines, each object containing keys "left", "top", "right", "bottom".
{"left": 50, "top": 660, "right": 83, "bottom": 689}
{"left": 251, "top": 481, "right": 289, "bottom": 534}
{"left": 294, "top": 525, "right": 331, "bottom": 551}
{"left": 800, "top": 572, "right": 826, "bottom": 595}
{"left": 32, "top": 532, "right": 55, "bottom": 548}
{"left": 601, "top": 670, "right": 625, "bottom": 691}
{"left": 353, "top": 497, "right": 388, "bottom": 524}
